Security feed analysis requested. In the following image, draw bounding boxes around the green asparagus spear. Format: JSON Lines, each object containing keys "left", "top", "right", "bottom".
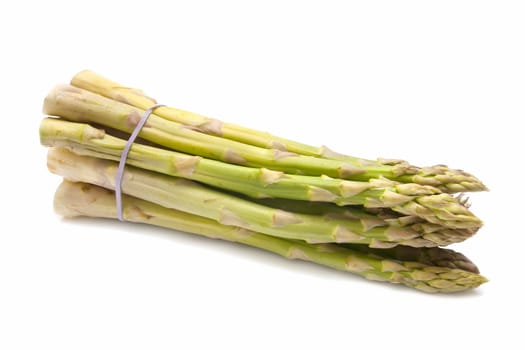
{"left": 252, "top": 198, "right": 477, "bottom": 247}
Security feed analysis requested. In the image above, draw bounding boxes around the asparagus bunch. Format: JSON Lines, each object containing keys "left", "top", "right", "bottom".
{"left": 39, "top": 70, "right": 488, "bottom": 292}
{"left": 46, "top": 147, "right": 477, "bottom": 248}
{"left": 71, "top": 70, "right": 487, "bottom": 193}
{"left": 40, "top": 118, "right": 481, "bottom": 233}
{"left": 55, "top": 180, "right": 487, "bottom": 293}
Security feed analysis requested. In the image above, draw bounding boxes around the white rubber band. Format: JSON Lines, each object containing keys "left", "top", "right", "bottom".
{"left": 115, "top": 104, "right": 165, "bottom": 221}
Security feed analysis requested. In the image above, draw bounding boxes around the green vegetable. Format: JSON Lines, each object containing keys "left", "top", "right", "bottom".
{"left": 47, "top": 147, "right": 442, "bottom": 247}
{"left": 54, "top": 180, "right": 488, "bottom": 293}
{"left": 39, "top": 70, "right": 489, "bottom": 293}
{"left": 70, "top": 69, "right": 487, "bottom": 192}
{"left": 40, "top": 118, "right": 482, "bottom": 231}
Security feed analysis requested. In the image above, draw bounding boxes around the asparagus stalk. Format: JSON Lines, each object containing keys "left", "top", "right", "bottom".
{"left": 253, "top": 198, "right": 477, "bottom": 247}
{"left": 48, "top": 147, "right": 456, "bottom": 247}
{"left": 54, "top": 180, "right": 487, "bottom": 293}
{"left": 39, "top": 118, "right": 483, "bottom": 230}
{"left": 70, "top": 70, "right": 487, "bottom": 192}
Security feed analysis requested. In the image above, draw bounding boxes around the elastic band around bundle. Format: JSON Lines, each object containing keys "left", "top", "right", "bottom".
{"left": 115, "top": 104, "right": 165, "bottom": 221}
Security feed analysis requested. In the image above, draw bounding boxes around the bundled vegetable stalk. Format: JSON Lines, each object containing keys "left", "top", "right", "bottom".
{"left": 39, "top": 70, "right": 488, "bottom": 293}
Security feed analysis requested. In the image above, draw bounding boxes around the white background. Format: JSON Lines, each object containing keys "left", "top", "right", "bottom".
{"left": 1, "top": 1, "right": 524, "bottom": 349}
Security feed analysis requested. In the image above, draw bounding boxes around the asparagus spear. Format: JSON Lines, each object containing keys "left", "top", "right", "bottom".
{"left": 54, "top": 180, "right": 487, "bottom": 293}
{"left": 70, "top": 70, "right": 487, "bottom": 192}
{"left": 39, "top": 118, "right": 482, "bottom": 230}
{"left": 252, "top": 197, "right": 477, "bottom": 247}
